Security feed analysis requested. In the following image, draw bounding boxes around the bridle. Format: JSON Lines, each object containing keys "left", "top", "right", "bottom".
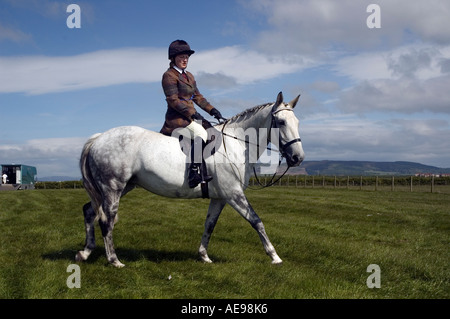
{"left": 220, "top": 107, "right": 302, "bottom": 188}
{"left": 270, "top": 107, "right": 302, "bottom": 159}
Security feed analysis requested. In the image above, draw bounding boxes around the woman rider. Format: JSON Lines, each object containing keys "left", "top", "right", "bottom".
{"left": 160, "top": 40, "right": 225, "bottom": 188}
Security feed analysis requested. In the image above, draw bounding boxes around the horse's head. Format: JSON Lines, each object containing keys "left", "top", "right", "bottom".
{"left": 271, "top": 92, "right": 305, "bottom": 167}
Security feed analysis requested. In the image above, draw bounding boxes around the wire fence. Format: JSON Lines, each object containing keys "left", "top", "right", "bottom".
{"left": 35, "top": 180, "right": 83, "bottom": 189}
{"left": 249, "top": 175, "right": 450, "bottom": 194}
{"left": 34, "top": 175, "right": 450, "bottom": 194}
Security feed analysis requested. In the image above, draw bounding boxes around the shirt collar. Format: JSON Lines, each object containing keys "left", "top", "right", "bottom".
{"left": 173, "top": 65, "right": 186, "bottom": 74}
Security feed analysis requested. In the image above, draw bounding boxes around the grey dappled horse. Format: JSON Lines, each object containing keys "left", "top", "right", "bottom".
{"left": 76, "top": 92, "right": 304, "bottom": 267}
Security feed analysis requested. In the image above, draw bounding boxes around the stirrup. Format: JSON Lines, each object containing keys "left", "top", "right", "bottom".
{"left": 188, "top": 165, "right": 202, "bottom": 188}
{"left": 188, "top": 163, "right": 212, "bottom": 188}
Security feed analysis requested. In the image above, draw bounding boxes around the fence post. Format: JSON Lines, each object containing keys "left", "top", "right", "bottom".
{"left": 360, "top": 176, "right": 363, "bottom": 190}
{"left": 375, "top": 176, "right": 378, "bottom": 191}
{"left": 347, "top": 176, "right": 349, "bottom": 189}
{"left": 431, "top": 175, "right": 434, "bottom": 193}
{"left": 312, "top": 176, "right": 315, "bottom": 188}
{"left": 391, "top": 176, "right": 394, "bottom": 192}
{"left": 410, "top": 176, "right": 413, "bottom": 192}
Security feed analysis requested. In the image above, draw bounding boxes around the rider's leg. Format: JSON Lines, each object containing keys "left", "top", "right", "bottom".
{"left": 186, "top": 121, "right": 212, "bottom": 188}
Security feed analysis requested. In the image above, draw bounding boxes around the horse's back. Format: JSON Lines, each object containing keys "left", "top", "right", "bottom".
{"left": 88, "top": 126, "right": 197, "bottom": 197}
{"left": 89, "top": 126, "right": 164, "bottom": 180}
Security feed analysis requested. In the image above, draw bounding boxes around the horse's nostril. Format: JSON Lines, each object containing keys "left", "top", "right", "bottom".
{"left": 293, "top": 155, "right": 299, "bottom": 163}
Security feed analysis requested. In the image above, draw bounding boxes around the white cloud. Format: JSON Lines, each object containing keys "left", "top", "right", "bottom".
{"left": 301, "top": 114, "right": 450, "bottom": 167}
{"left": 0, "top": 45, "right": 316, "bottom": 95}
{"left": 246, "top": 0, "right": 450, "bottom": 55}
{"left": 0, "top": 48, "right": 167, "bottom": 95}
{"left": 0, "top": 137, "right": 86, "bottom": 177}
{"left": 192, "top": 46, "right": 317, "bottom": 84}
{"left": 334, "top": 44, "right": 448, "bottom": 81}
{"left": 332, "top": 44, "right": 450, "bottom": 114}
{"left": 337, "top": 75, "right": 450, "bottom": 114}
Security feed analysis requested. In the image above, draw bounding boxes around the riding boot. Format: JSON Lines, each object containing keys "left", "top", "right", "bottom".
{"left": 188, "top": 137, "right": 213, "bottom": 188}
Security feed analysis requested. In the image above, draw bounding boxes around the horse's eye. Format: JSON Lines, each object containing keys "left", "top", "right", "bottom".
{"left": 278, "top": 120, "right": 286, "bottom": 126}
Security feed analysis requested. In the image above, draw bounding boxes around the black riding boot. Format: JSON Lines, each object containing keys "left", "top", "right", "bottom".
{"left": 188, "top": 137, "right": 212, "bottom": 188}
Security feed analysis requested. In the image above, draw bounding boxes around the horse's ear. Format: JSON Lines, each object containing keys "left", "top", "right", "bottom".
{"left": 289, "top": 94, "right": 301, "bottom": 109}
{"left": 274, "top": 92, "right": 283, "bottom": 108}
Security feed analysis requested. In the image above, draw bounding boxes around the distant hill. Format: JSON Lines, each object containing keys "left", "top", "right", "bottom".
{"left": 278, "top": 160, "right": 450, "bottom": 176}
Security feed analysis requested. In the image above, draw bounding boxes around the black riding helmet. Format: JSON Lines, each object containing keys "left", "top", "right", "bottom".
{"left": 168, "top": 40, "right": 195, "bottom": 60}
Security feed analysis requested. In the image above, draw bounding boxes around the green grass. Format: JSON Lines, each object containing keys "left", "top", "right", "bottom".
{"left": 0, "top": 187, "right": 448, "bottom": 299}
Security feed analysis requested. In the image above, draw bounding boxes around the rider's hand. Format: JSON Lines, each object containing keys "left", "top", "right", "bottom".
{"left": 210, "top": 108, "right": 226, "bottom": 122}
{"left": 191, "top": 112, "right": 205, "bottom": 121}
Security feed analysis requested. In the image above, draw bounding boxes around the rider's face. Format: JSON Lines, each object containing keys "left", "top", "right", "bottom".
{"left": 175, "top": 54, "right": 189, "bottom": 70}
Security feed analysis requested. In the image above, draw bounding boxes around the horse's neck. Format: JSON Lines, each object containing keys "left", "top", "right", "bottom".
{"left": 224, "top": 104, "right": 273, "bottom": 158}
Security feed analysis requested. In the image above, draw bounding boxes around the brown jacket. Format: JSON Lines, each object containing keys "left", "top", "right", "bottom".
{"left": 160, "top": 67, "right": 215, "bottom": 136}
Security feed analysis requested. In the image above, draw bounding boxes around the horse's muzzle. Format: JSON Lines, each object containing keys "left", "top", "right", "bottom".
{"left": 285, "top": 143, "right": 304, "bottom": 167}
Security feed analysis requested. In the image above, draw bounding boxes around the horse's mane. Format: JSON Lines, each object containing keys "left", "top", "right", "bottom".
{"left": 225, "top": 102, "right": 273, "bottom": 125}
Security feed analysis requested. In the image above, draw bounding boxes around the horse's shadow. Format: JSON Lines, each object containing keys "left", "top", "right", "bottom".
{"left": 42, "top": 248, "right": 225, "bottom": 264}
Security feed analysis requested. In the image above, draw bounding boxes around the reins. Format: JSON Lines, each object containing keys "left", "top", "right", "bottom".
{"left": 218, "top": 107, "right": 300, "bottom": 189}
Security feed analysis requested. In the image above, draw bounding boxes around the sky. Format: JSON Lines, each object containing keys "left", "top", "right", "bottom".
{"left": 1, "top": 0, "right": 450, "bottom": 178}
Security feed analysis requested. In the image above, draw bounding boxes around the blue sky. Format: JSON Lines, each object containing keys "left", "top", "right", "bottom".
{"left": 1, "top": 0, "right": 450, "bottom": 178}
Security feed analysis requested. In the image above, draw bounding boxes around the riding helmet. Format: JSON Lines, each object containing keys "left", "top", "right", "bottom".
{"left": 168, "top": 40, "right": 195, "bottom": 59}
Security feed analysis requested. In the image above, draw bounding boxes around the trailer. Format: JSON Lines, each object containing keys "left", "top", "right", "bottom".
{"left": 0, "top": 164, "right": 37, "bottom": 190}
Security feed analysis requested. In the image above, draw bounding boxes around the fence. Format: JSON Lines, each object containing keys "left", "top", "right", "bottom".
{"left": 35, "top": 180, "right": 83, "bottom": 189}
{"left": 248, "top": 175, "right": 450, "bottom": 194}
{"left": 34, "top": 176, "right": 450, "bottom": 194}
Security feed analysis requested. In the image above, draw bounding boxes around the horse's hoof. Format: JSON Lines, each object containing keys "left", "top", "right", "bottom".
{"left": 200, "top": 255, "right": 213, "bottom": 263}
{"left": 271, "top": 258, "right": 283, "bottom": 265}
{"left": 75, "top": 251, "right": 87, "bottom": 262}
{"left": 111, "top": 260, "right": 125, "bottom": 268}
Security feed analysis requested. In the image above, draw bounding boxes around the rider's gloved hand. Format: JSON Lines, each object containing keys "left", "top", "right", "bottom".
{"left": 210, "top": 108, "right": 227, "bottom": 122}
{"left": 191, "top": 112, "right": 205, "bottom": 121}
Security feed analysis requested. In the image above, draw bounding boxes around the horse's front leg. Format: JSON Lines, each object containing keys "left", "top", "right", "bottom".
{"left": 199, "top": 198, "right": 226, "bottom": 263}
{"left": 227, "top": 192, "right": 283, "bottom": 264}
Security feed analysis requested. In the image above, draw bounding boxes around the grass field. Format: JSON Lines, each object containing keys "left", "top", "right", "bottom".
{"left": 0, "top": 187, "right": 448, "bottom": 299}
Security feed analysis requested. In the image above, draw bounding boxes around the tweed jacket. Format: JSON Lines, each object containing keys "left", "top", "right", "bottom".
{"left": 160, "top": 67, "right": 215, "bottom": 136}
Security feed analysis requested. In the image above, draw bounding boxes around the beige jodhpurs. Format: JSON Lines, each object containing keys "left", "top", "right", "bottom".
{"left": 176, "top": 120, "right": 208, "bottom": 142}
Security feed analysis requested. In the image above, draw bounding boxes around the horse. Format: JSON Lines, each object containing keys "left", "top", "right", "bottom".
{"left": 75, "top": 92, "right": 304, "bottom": 267}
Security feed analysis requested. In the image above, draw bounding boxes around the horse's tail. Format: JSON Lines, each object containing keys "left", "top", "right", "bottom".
{"left": 80, "top": 133, "right": 104, "bottom": 220}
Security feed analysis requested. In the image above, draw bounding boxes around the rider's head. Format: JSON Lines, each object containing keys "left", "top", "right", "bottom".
{"left": 168, "top": 40, "right": 195, "bottom": 69}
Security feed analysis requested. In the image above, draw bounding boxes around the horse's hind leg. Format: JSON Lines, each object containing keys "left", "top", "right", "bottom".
{"left": 199, "top": 199, "right": 226, "bottom": 263}
{"left": 227, "top": 193, "right": 283, "bottom": 264}
{"left": 98, "top": 194, "right": 125, "bottom": 268}
{"left": 75, "top": 202, "right": 97, "bottom": 262}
